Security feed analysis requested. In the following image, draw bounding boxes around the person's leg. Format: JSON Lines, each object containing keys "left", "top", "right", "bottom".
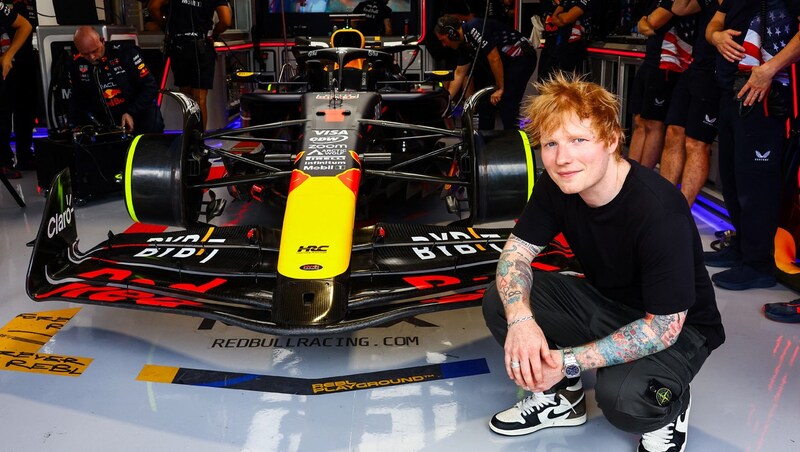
{"left": 703, "top": 94, "right": 742, "bottom": 267}
{"left": 483, "top": 272, "right": 641, "bottom": 436}
{"left": 660, "top": 72, "right": 691, "bottom": 186}
{"left": 637, "top": 69, "right": 678, "bottom": 169}
{"left": 594, "top": 324, "right": 709, "bottom": 433}
{"left": 192, "top": 88, "right": 209, "bottom": 131}
{"left": 629, "top": 115, "right": 645, "bottom": 162}
{"left": 679, "top": 70, "right": 719, "bottom": 206}
{"left": 12, "top": 51, "right": 37, "bottom": 167}
{"left": 639, "top": 118, "right": 667, "bottom": 169}
{"left": 659, "top": 125, "right": 686, "bottom": 184}
{"left": 715, "top": 95, "right": 740, "bottom": 230}
{"left": 498, "top": 55, "right": 536, "bottom": 130}
{"left": 0, "top": 75, "right": 19, "bottom": 177}
{"left": 712, "top": 104, "right": 784, "bottom": 289}
{"left": 484, "top": 271, "right": 646, "bottom": 352}
{"left": 680, "top": 137, "right": 711, "bottom": 206}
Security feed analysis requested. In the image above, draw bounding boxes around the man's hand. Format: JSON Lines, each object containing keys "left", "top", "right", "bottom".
{"left": 121, "top": 113, "right": 135, "bottom": 133}
{"left": 490, "top": 88, "right": 503, "bottom": 105}
{"left": 0, "top": 54, "right": 12, "bottom": 80}
{"left": 739, "top": 64, "right": 776, "bottom": 106}
{"left": 504, "top": 319, "right": 559, "bottom": 390}
{"left": 711, "top": 29, "right": 745, "bottom": 63}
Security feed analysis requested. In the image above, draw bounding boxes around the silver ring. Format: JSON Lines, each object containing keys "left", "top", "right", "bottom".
{"left": 510, "top": 361, "right": 520, "bottom": 369}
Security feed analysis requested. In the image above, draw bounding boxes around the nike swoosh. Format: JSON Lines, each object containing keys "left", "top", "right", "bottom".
{"left": 545, "top": 393, "right": 585, "bottom": 420}
{"left": 675, "top": 409, "right": 690, "bottom": 433}
{"left": 546, "top": 407, "right": 573, "bottom": 419}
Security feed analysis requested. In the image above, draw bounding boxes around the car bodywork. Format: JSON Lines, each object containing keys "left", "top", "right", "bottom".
{"left": 26, "top": 46, "right": 579, "bottom": 335}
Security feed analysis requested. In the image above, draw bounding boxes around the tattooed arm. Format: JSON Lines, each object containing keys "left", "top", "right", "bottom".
{"left": 571, "top": 311, "right": 688, "bottom": 370}
{"left": 496, "top": 233, "right": 544, "bottom": 315}
{"left": 498, "top": 234, "right": 559, "bottom": 389}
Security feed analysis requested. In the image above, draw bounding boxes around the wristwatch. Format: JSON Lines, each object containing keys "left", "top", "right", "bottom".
{"left": 562, "top": 348, "right": 581, "bottom": 379}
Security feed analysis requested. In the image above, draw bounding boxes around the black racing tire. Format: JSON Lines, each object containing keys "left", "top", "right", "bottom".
{"left": 123, "top": 133, "right": 209, "bottom": 227}
{"left": 470, "top": 130, "right": 537, "bottom": 224}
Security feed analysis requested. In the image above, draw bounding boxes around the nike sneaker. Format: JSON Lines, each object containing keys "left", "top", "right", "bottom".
{"left": 638, "top": 393, "right": 691, "bottom": 452}
{"left": 489, "top": 378, "right": 586, "bottom": 436}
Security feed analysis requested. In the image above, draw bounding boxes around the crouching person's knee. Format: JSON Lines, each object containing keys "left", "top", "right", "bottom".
{"left": 595, "top": 366, "right": 686, "bottom": 434}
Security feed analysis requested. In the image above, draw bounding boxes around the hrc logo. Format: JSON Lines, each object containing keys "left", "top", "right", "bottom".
{"left": 297, "top": 245, "right": 329, "bottom": 253}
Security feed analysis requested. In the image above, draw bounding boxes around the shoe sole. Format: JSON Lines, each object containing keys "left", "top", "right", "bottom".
{"left": 489, "top": 413, "right": 587, "bottom": 436}
{"left": 713, "top": 278, "right": 776, "bottom": 291}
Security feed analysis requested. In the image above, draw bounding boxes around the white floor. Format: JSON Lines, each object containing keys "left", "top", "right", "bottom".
{"left": 1, "top": 166, "right": 798, "bottom": 452}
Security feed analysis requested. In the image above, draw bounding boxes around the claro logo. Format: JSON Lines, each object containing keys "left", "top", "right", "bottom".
{"left": 48, "top": 195, "right": 74, "bottom": 238}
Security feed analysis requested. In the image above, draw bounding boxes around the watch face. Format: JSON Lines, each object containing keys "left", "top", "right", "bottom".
{"left": 565, "top": 364, "right": 581, "bottom": 379}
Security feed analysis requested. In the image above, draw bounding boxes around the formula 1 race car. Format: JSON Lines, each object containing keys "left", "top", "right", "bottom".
{"left": 26, "top": 44, "right": 577, "bottom": 336}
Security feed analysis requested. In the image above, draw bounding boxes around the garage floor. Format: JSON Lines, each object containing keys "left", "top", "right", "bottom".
{"left": 1, "top": 159, "right": 798, "bottom": 452}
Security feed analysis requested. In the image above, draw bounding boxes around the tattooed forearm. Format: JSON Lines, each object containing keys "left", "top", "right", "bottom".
{"left": 572, "top": 311, "right": 687, "bottom": 369}
{"left": 496, "top": 235, "right": 545, "bottom": 307}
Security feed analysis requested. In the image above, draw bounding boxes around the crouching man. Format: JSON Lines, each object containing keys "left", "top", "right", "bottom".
{"left": 482, "top": 72, "right": 725, "bottom": 452}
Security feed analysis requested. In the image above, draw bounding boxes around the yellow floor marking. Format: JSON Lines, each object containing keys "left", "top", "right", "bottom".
{"left": 137, "top": 364, "right": 179, "bottom": 383}
{"left": 0, "top": 308, "right": 92, "bottom": 377}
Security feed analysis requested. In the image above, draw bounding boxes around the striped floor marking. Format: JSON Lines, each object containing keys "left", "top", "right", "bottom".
{"left": 137, "top": 358, "right": 490, "bottom": 395}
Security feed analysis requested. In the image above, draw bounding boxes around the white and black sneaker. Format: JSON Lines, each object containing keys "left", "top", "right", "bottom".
{"left": 489, "top": 378, "right": 587, "bottom": 436}
{"left": 638, "top": 393, "right": 691, "bottom": 452}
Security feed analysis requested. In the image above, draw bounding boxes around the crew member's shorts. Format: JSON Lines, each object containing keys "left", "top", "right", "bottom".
{"left": 629, "top": 64, "right": 679, "bottom": 121}
{"left": 168, "top": 37, "right": 217, "bottom": 89}
{"left": 665, "top": 68, "right": 721, "bottom": 144}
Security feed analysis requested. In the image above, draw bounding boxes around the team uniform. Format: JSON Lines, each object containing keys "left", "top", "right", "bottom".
{"left": 0, "top": 1, "right": 22, "bottom": 169}
{"left": 664, "top": 0, "right": 720, "bottom": 144}
{"left": 0, "top": 0, "right": 36, "bottom": 168}
{"left": 353, "top": 0, "right": 392, "bottom": 36}
{"left": 483, "top": 160, "right": 725, "bottom": 433}
{"left": 711, "top": 0, "right": 800, "bottom": 283}
{"left": 166, "top": 0, "right": 229, "bottom": 89}
{"left": 553, "top": 0, "right": 593, "bottom": 75}
{"left": 68, "top": 42, "right": 164, "bottom": 134}
{"left": 629, "top": 0, "right": 695, "bottom": 122}
{"left": 459, "top": 17, "right": 537, "bottom": 129}
{"left": 536, "top": 0, "right": 561, "bottom": 82}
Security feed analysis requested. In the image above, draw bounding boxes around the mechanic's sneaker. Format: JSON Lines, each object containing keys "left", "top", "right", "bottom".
{"left": 712, "top": 265, "right": 776, "bottom": 290}
{"left": 637, "top": 394, "right": 691, "bottom": 452}
{"left": 764, "top": 299, "right": 800, "bottom": 323}
{"left": 703, "top": 246, "right": 741, "bottom": 268}
{"left": 1, "top": 166, "right": 21, "bottom": 179}
{"left": 489, "top": 379, "right": 586, "bottom": 436}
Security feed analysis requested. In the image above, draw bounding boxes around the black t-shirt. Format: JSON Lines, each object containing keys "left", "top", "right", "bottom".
{"left": 0, "top": 1, "right": 18, "bottom": 54}
{"left": 555, "top": 0, "right": 593, "bottom": 45}
{"left": 167, "top": 0, "right": 229, "bottom": 37}
{"left": 353, "top": 0, "right": 392, "bottom": 36}
{"left": 689, "top": 0, "right": 719, "bottom": 72}
{"left": 716, "top": 0, "right": 800, "bottom": 89}
{"left": 642, "top": 0, "right": 676, "bottom": 67}
{"left": 9, "top": 0, "right": 34, "bottom": 55}
{"left": 514, "top": 160, "right": 725, "bottom": 351}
